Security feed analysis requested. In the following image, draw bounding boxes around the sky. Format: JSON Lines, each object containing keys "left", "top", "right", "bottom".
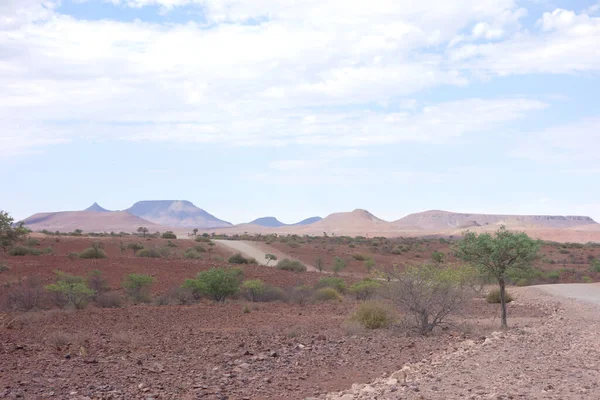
{"left": 1, "top": 0, "right": 599, "bottom": 224}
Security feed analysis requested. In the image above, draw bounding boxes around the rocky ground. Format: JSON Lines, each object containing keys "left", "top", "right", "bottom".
{"left": 0, "top": 297, "right": 544, "bottom": 399}
{"left": 321, "top": 286, "right": 600, "bottom": 400}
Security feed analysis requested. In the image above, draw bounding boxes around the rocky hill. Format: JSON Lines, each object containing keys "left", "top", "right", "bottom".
{"left": 393, "top": 210, "right": 597, "bottom": 230}
{"left": 83, "top": 202, "right": 110, "bottom": 212}
{"left": 21, "top": 211, "right": 156, "bottom": 233}
{"left": 248, "top": 216, "right": 323, "bottom": 227}
{"left": 126, "top": 200, "right": 231, "bottom": 229}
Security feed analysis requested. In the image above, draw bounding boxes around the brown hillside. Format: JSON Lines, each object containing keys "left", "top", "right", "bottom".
{"left": 21, "top": 211, "right": 158, "bottom": 233}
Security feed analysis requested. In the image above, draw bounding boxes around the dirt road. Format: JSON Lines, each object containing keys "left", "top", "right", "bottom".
{"left": 537, "top": 282, "right": 600, "bottom": 306}
{"left": 213, "top": 240, "right": 317, "bottom": 271}
{"left": 323, "top": 284, "right": 600, "bottom": 399}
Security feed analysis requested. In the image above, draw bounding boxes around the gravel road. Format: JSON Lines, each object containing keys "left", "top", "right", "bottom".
{"left": 213, "top": 239, "right": 317, "bottom": 270}
{"left": 321, "top": 284, "right": 600, "bottom": 399}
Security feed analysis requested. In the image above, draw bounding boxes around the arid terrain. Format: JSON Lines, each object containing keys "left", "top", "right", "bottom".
{"left": 1, "top": 234, "right": 600, "bottom": 399}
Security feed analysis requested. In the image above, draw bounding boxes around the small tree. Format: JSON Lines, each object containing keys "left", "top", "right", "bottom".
{"left": 0, "top": 211, "right": 27, "bottom": 252}
{"left": 432, "top": 251, "right": 445, "bottom": 263}
{"left": 333, "top": 257, "right": 347, "bottom": 276}
{"left": 315, "top": 257, "right": 325, "bottom": 273}
{"left": 454, "top": 226, "right": 540, "bottom": 328}
{"left": 79, "top": 242, "right": 107, "bottom": 259}
{"left": 265, "top": 254, "right": 277, "bottom": 266}
{"left": 46, "top": 271, "right": 95, "bottom": 309}
{"left": 127, "top": 242, "right": 144, "bottom": 256}
{"left": 122, "top": 274, "right": 154, "bottom": 303}
{"left": 187, "top": 268, "right": 241, "bottom": 303}
{"left": 241, "top": 279, "right": 266, "bottom": 302}
{"left": 137, "top": 227, "right": 149, "bottom": 238}
{"left": 193, "top": 228, "right": 199, "bottom": 236}
{"left": 161, "top": 231, "right": 177, "bottom": 239}
{"left": 364, "top": 258, "right": 375, "bottom": 273}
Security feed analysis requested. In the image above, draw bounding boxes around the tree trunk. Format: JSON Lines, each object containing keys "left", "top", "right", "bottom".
{"left": 499, "top": 278, "right": 508, "bottom": 329}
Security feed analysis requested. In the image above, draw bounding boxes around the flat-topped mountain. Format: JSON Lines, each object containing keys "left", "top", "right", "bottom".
{"left": 393, "top": 210, "right": 597, "bottom": 230}
{"left": 248, "top": 216, "right": 323, "bottom": 227}
{"left": 126, "top": 200, "right": 231, "bottom": 229}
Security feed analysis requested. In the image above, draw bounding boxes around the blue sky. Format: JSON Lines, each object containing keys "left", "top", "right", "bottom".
{"left": 1, "top": 0, "right": 599, "bottom": 224}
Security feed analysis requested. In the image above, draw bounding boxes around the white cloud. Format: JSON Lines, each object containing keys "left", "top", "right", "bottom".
{"left": 0, "top": 1, "right": 598, "bottom": 157}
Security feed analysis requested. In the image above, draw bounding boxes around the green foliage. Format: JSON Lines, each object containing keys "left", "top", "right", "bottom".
{"left": 559, "top": 249, "right": 570, "bottom": 254}
{"left": 79, "top": 243, "right": 107, "bottom": 259}
{"left": 161, "top": 231, "right": 177, "bottom": 239}
{"left": 314, "top": 287, "right": 342, "bottom": 302}
{"left": 194, "top": 244, "right": 207, "bottom": 253}
{"left": 264, "top": 253, "right": 278, "bottom": 265}
{"left": 184, "top": 248, "right": 202, "bottom": 259}
{"left": 364, "top": 258, "right": 375, "bottom": 273}
{"left": 315, "top": 257, "right": 325, "bottom": 273}
{"left": 486, "top": 289, "right": 514, "bottom": 304}
{"left": 348, "top": 279, "right": 381, "bottom": 300}
{"left": 590, "top": 259, "right": 600, "bottom": 273}
{"left": 333, "top": 257, "right": 347, "bottom": 275}
{"left": 228, "top": 253, "right": 254, "bottom": 264}
{"left": 276, "top": 259, "right": 307, "bottom": 272}
{"left": 241, "top": 279, "right": 266, "bottom": 302}
{"left": 0, "top": 210, "right": 28, "bottom": 250}
{"left": 127, "top": 242, "right": 144, "bottom": 255}
{"left": 137, "top": 248, "right": 162, "bottom": 258}
{"left": 546, "top": 271, "right": 560, "bottom": 281}
{"left": 26, "top": 238, "right": 40, "bottom": 247}
{"left": 45, "top": 271, "right": 95, "bottom": 309}
{"left": 431, "top": 251, "right": 445, "bottom": 263}
{"left": 454, "top": 226, "right": 540, "bottom": 328}
{"left": 351, "top": 301, "right": 393, "bottom": 329}
{"left": 167, "top": 240, "right": 178, "bottom": 248}
{"left": 9, "top": 246, "right": 39, "bottom": 256}
{"left": 582, "top": 276, "right": 593, "bottom": 283}
{"left": 195, "top": 236, "right": 212, "bottom": 243}
{"left": 352, "top": 253, "right": 367, "bottom": 261}
{"left": 0, "top": 263, "right": 9, "bottom": 273}
{"left": 315, "top": 277, "right": 346, "bottom": 293}
{"left": 185, "top": 268, "right": 242, "bottom": 303}
{"left": 122, "top": 274, "right": 154, "bottom": 303}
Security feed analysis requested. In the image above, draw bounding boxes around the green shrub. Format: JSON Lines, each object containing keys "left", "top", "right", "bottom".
{"left": 431, "top": 251, "right": 445, "bottom": 263}
{"left": 161, "top": 231, "right": 177, "bottom": 239}
{"left": 9, "top": 246, "right": 36, "bottom": 256}
{"left": 559, "top": 249, "right": 570, "bottom": 254}
{"left": 515, "top": 278, "right": 530, "bottom": 287}
{"left": 315, "top": 277, "right": 346, "bottom": 293}
{"left": 41, "top": 247, "right": 53, "bottom": 255}
{"left": 546, "top": 271, "right": 560, "bottom": 281}
{"left": 351, "top": 301, "right": 393, "bottom": 329}
{"left": 333, "top": 257, "right": 347, "bottom": 275}
{"left": 79, "top": 246, "right": 107, "bottom": 259}
{"left": 45, "top": 271, "right": 95, "bottom": 309}
{"left": 352, "top": 254, "right": 366, "bottom": 261}
{"left": 348, "top": 279, "right": 380, "bottom": 300}
{"left": 184, "top": 268, "right": 242, "bottom": 303}
{"left": 26, "top": 238, "right": 40, "bottom": 247}
{"left": 194, "top": 244, "right": 207, "bottom": 253}
{"left": 67, "top": 251, "right": 79, "bottom": 260}
{"left": 195, "top": 236, "right": 212, "bottom": 243}
{"left": 276, "top": 259, "right": 307, "bottom": 272}
{"left": 0, "top": 263, "right": 10, "bottom": 273}
{"left": 228, "top": 253, "right": 252, "bottom": 264}
{"left": 314, "top": 287, "right": 342, "bottom": 302}
{"left": 241, "top": 279, "right": 266, "bottom": 302}
{"left": 184, "top": 248, "right": 202, "bottom": 259}
{"left": 486, "top": 289, "right": 514, "bottom": 304}
{"left": 167, "top": 240, "right": 178, "bottom": 248}
{"left": 582, "top": 276, "right": 593, "bottom": 283}
{"left": 127, "top": 242, "right": 144, "bottom": 255}
{"left": 122, "top": 274, "right": 154, "bottom": 303}
{"left": 137, "top": 248, "right": 161, "bottom": 258}
{"left": 261, "top": 285, "right": 287, "bottom": 302}
{"left": 590, "top": 259, "right": 600, "bottom": 273}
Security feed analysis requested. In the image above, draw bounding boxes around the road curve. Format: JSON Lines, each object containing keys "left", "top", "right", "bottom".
{"left": 536, "top": 282, "right": 600, "bottom": 306}
{"left": 212, "top": 239, "right": 317, "bottom": 271}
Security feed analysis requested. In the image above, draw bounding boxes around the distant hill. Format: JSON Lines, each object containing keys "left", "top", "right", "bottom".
{"left": 248, "top": 216, "right": 323, "bottom": 227}
{"left": 393, "top": 210, "right": 598, "bottom": 230}
{"left": 126, "top": 200, "right": 231, "bottom": 229}
{"left": 84, "top": 202, "right": 110, "bottom": 212}
{"left": 21, "top": 211, "right": 156, "bottom": 233}
{"left": 289, "top": 209, "right": 390, "bottom": 235}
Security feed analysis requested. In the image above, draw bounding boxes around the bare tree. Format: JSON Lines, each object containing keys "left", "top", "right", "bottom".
{"left": 137, "top": 227, "right": 148, "bottom": 238}
{"left": 384, "top": 263, "right": 474, "bottom": 335}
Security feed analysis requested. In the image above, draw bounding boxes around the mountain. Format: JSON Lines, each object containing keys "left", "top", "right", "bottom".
{"left": 126, "top": 200, "right": 231, "bottom": 228}
{"left": 393, "top": 210, "right": 598, "bottom": 230}
{"left": 248, "top": 216, "right": 323, "bottom": 227}
{"left": 292, "top": 216, "right": 323, "bottom": 226}
{"left": 21, "top": 211, "right": 156, "bottom": 233}
{"left": 84, "top": 202, "right": 110, "bottom": 212}
{"left": 249, "top": 217, "right": 285, "bottom": 228}
{"left": 291, "top": 209, "right": 390, "bottom": 235}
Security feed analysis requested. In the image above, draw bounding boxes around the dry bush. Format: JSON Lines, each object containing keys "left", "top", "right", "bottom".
{"left": 5, "top": 277, "right": 44, "bottom": 311}
{"left": 486, "top": 289, "right": 514, "bottom": 304}
{"left": 350, "top": 301, "right": 394, "bottom": 329}
{"left": 96, "top": 291, "right": 123, "bottom": 308}
{"left": 47, "top": 331, "right": 76, "bottom": 350}
{"left": 314, "top": 287, "right": 342, "bottom": 302}
{"left": 289, "top": 285, "right": 314, "bottom": 305}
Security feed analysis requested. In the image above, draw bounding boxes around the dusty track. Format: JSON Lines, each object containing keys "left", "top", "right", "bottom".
{"left": 213, "top": 240, "right": 317, "bottom": 271}
{"left": 323, "top": 285, "right": 600, "bottom": 399}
